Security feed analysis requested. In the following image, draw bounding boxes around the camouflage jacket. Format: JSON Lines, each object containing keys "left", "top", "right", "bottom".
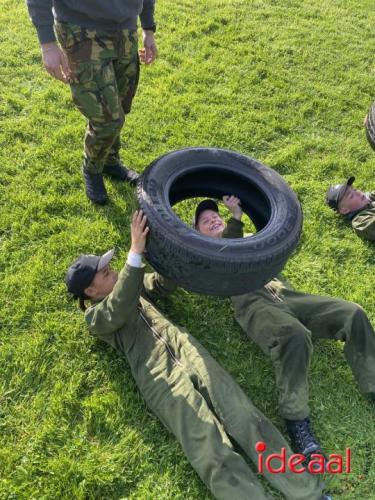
{"left": 349, "top": 193, "right": 375, "bottom": 242}
{"left": 26, "top": 0, "right": 155, "bottom": 44}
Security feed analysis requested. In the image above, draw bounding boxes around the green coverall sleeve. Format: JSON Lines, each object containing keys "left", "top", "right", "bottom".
{"left": 142, "top": 273, "right": 177, "bottom": 303}
{"left": 351, "top": 207, "right": 375, "bottom": 241}
{"left": 85, "top": 264, "right": 145, "bottom": 336}
{"left": 222, "top": 217, "right": 245, "bottom": 239}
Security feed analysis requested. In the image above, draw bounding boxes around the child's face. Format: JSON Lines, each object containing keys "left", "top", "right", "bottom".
{"left": 85, "top": 265, "right": 118, "bottom": 300}
{"left": 338, "top": 187, "right": 369, "bottom": 214}
{"left": 196, "top": 209, "right": 225, "bottom": 238}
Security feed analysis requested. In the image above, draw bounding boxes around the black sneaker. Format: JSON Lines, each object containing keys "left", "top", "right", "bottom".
{"left": 82, "top": 168, "right": 108, "bottom": 205}
{"left": 286, "top": 418, "right": 324, "bottom": 464}
{"left": 103, "top": 163, "right": 139, "bottom": 185}
{"left": 320, "top": 496, "right": 333, "bottom": 500}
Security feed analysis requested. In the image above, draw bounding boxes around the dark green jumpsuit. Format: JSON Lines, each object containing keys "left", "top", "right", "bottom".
{"left": 349, "top": 193, "right": 375, "bottom": 241}
{"left": 224, "top": 218, "right": 375, "bottom": 420}
{"left": 85, "top": 263, "right": 324, "bottom": 500}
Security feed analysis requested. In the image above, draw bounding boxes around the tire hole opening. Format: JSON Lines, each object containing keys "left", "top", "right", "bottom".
{"left": 168, "top": 167, "right": 271, "bottom": 232}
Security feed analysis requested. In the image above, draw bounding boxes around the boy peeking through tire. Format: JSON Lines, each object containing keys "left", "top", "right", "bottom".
{"left": 65, "top": 210, "right": 327, "bottom": 500}
{"left": 194, "top": 196, "right": 375, "bottom": 465}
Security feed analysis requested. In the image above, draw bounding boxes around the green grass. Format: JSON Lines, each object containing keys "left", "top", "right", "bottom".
{"left": 1, "top": 0, "right": 375, "bottom": 498}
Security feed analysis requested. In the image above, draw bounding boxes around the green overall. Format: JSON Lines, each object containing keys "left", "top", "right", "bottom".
{"left": 55, "top": 22, "right": 139, "bottom": 173}
{"left": 85, "top": 263, "right": 324, "bottom": 500}
{"left": 225, "top": 218, "right": 375, "bottom": 420}
{"left": 350, "top": 193, "right": 375, "bottom": 241}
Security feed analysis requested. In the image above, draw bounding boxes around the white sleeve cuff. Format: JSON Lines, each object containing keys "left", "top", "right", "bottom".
{"left": 127, "top": 251, "right": 143, "bottom": 268}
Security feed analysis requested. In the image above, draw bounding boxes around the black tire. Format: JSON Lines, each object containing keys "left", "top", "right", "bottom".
{"left": 365, "top": 102, "right": 375, "bottom": 151}
{"left": 137, "top": 147, "right": 302, "bottom": 296}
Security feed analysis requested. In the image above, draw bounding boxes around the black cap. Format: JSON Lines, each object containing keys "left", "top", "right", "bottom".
{"left": 65, "top": 249, "right": 114, "bottom": 298}
{"left": 325, "top": 176, "right": 355, "bottom": 211}
{"left": 194, "top": 199, "right": 219, "bottom": 227}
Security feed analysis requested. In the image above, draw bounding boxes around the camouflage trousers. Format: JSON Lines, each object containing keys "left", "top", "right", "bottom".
{"left": 55, "top": 22, "right": 139, "bottom": 173}
{"left": 232, "top": 285, "right": 375, "bottom": 420}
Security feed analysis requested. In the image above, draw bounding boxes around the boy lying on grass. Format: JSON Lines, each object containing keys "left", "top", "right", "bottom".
{"left": 194, "top": 195, "right": 375, "bottom": 466}
{"left": 325, "top": 176, "right": 375, "bottom": 241}
{"left": 65, "top": 210, "right": 328, "bottom": 500}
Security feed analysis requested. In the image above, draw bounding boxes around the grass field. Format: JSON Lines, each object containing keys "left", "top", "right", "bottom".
{"left": 1, "top": 0, "right": 375, "bottom": 498}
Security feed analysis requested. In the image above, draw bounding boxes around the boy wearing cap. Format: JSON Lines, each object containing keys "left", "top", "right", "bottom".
{"left": 66, "top": 210, "right": 327, "bottom": 500}
{"left": 194, "top": 196, "right": 375, "bottom": 463}
{"left": 325, "top": 177, "right": 375, "bottom": 241}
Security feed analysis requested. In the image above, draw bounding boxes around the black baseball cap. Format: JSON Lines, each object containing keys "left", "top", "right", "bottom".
{"left": 65, "top": 249, "right": 114, "bottom": 298}
{"left": 325, "top": 176, "right": 355, "bottom": 211}
{"left": 194, "top": 199, "right": 219, "bottom": 227}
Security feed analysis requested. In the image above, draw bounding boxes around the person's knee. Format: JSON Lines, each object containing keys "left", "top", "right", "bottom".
{"left": 271, "top": 325, "right": 313, "bottom": 357}
{"left": 335, "top": 301, "right": 372, "bottom": 343}
{"left": 341, "top": 301, "right": 368, "bottom": 325}
{"left": 352, "top": 302, "right": 365, "bottom": 314}
{"left": 91, "top": 116, "right": 125, "bottom": 137}
{"left": 349, "top": 302, "right": 371, "bottom": 330}
{"left": 97, "top": 113, "right": 125, "bottom": 135}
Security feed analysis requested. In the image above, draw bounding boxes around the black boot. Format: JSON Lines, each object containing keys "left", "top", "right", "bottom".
{"left": 103, "top": 163, "right": 139, "bottom": 185}
{"left": 82, "top": 167, "right": 108, "bottom": 205}
{"left": 285, "top": 418, "right": 324, "bottom": 462}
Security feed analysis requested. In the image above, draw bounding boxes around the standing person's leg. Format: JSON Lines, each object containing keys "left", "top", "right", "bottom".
{"left": 105, "top": 29, "right": 140, "bottom": 172}
{"left": 285, "top": 289, "right": 375, "bottom": 397}
{"left": 55, "top": 23, "right": 124, "bottom": 173}
{"left": 54, "top": 23, "right": 133, "bottom": 203}
{"left": 161, "top": 325, "right": 324, "bottom": 500}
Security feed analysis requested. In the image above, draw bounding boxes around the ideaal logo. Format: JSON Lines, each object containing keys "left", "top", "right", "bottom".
{"left": 256, "top": 442, "right": 352, "bottom": 474}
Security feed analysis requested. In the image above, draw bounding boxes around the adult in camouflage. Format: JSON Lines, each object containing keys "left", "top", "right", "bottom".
{"left": 27, "top": 0, "right": 157, "bottom": 204}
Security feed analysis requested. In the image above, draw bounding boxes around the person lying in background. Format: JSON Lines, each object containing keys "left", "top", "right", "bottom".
{"left": 325, "top": 176, "right": 375, "bottom": 241}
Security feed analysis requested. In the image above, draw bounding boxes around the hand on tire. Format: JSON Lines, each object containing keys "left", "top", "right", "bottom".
{"left": 223, "top": 195, "right": 243, "bottom": 221}
{"left": 130, "top": 210, "right": 149, "bottom": 254}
